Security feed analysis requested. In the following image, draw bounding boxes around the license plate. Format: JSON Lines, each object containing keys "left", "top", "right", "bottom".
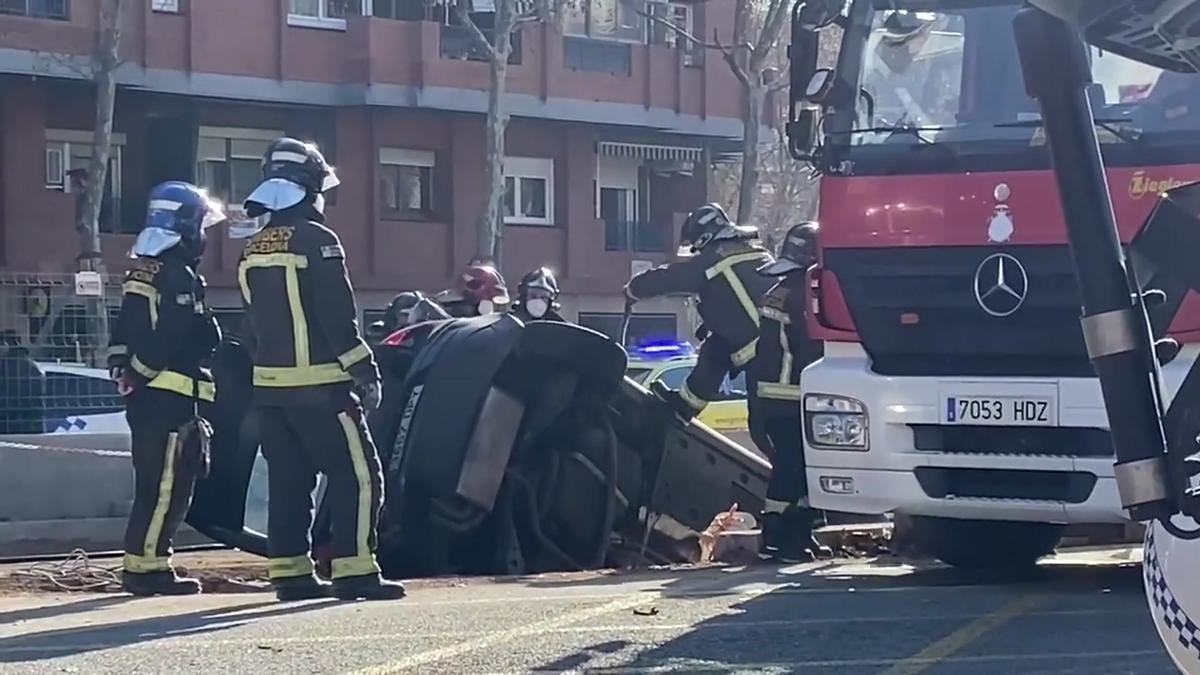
{"left": 943, "top": 396, "right": 1055, "bottom": 426}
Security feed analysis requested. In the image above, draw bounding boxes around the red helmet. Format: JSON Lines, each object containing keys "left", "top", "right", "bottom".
{"left": 437, "top": 265, "right": 510, "bottom": 314}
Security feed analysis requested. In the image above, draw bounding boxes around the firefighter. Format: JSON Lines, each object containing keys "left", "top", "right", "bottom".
{"left": 512, "top": 267, "right": 565, "bottom": 322}
{"left": 109, "top": 181, "right": 225, "bottom": 596}
{"left": 434, "top": 264, "right": 511, "bottom": 318}
{"left": 239, "top": 137, "right": 404, "bottom": 602}
{"left": 624, "top": 203, "right": 774, "bottom": 420}
{"left": 751, "top": 222, "right": 831, "bottom": 562}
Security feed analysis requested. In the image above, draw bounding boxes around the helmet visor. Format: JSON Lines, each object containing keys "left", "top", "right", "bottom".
{"left": 244, "top": 178, "right": 308, "bottom": 213}
{"left": 132, "top": 227, "right": 183, "bottom": 257}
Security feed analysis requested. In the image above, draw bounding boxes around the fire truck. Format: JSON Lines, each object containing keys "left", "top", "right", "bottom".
{"left": 787, "top": 0, "right": 1200, "bottom": 568}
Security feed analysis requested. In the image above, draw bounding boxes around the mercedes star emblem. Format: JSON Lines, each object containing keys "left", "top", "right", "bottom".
{"left": 973, "top": 253, "right": 1029, "bottom": 317}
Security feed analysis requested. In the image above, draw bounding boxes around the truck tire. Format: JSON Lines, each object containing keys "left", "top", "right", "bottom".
{"left": 910, "top": 516, "right": 1063, "bottom": 570}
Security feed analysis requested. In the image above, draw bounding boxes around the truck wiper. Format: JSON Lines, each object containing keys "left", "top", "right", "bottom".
{"left": 835, "top": 126, "right": 948, "bottom": 144}
{"left": 994, "top": 117, "right": 1144, "bottom": 144}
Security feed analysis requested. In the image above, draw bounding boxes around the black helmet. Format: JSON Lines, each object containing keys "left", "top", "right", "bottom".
{"left": 759, "top": 222, "right": 819, "bottom": 276}
{"left": 678, "top": 203, "right": 757, "bottom": 255}
{"left": 518, "top": 267, "right": 560, "bottom": 301}
{"left": 385, "top": 291, "right": 428, "bottom": 329}
{"left": 243, "top": 137, "right": 340, "bottom": 217}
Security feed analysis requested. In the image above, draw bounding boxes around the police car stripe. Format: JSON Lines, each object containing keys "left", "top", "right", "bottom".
{"left": 1144, "top": 526, "right": 1200, "bottom": 660}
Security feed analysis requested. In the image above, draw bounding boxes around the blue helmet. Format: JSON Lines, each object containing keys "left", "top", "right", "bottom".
{"left": 132, "top": 182, "right": 226, "bottom": 258}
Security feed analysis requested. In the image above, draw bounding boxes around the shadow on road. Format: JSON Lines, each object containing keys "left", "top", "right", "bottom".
{"left": 0, "top": 595, "right": 134, "bottom": 627}
{"left": 528, "top": 557, "right": 1160, "bottom": 674}
{"left": 0, "top": 598, "right": 334, "bottom": 663}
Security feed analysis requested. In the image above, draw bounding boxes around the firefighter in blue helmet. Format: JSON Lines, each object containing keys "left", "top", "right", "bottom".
{"left": 751, "top": 222, "right": 831, "bottom": 562}
{"left": 624, "top": 203, "right": 775, "bottom": 420}
{"left": 239, "top": 137, "right": 404, "bottom": 602}
{"left": 109, "top": 181, "right": 225, "bottom": 595}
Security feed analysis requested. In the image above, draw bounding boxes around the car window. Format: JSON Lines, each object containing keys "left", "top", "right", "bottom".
{"left": 655, "top": 366, "right": 690, "bottom": 390}
{"left": 42, "top": 373, "right": 125, "bottom": 415}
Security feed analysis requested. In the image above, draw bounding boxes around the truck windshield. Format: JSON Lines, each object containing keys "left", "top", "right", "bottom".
{"left": 840, "top": 2, "right": 1200, "bottom": 172}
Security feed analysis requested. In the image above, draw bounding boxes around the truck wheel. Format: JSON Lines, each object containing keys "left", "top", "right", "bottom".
{"left": 910, "top": 516, "right": 1064, "bottom": 570}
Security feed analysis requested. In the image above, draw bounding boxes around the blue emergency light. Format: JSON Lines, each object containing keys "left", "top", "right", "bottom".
{"left": 630, "top": 340, "right": 695, "bottom": 360}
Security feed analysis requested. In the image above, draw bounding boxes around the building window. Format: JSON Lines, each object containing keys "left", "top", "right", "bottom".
{"left": 0, "top": 0, "right": 69, "bottom": 19}
{"left": 150, "top": 0, "right": 179, "bottom": 12}
{"left": 288, "top": 0, "right": 363, "bottom": 29}
{"left": 598, "top": 154, "right": 666, "bottom": 252}
{"left": 195, "top": 126, "right": 282, "bottom": 217}
{"left": 648, "top": 0, "right": 700, "bottom": 65}
{"left": 45, "top": 130, "right": 126, "bottom": 234}
{"left": 503, "top": 157, "right": 554, "bottom": 226}
{"left": 564, "top": 0, "right": 644, "bottom": 43}
{"left": 379, "top": 148, "right": 435, "bottom": 219}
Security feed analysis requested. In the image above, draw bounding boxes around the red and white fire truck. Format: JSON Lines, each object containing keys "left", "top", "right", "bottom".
{"left": 789, "top": 0, "right": 1200, "bottom": 568}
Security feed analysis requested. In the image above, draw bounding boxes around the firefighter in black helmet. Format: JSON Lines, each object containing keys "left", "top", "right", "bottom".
{"left": 752, "top": 222, "right": 831, "bottom": 562}
{"left": 512, "top": 267, "right": 565, "bottom": 322}
{"left": 109, "top": 181, "right": 225, "bottom": 595}
{"left": 624, "top": 203, "right": 775, "bottom": 419}
{"left": 239, "top": 137, "right": 404, "bottom": 602}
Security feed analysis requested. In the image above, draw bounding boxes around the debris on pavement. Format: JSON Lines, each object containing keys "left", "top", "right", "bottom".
{"left": 632, "top": 605, "right": 659, "bottom": 616}
{"left": 8, "top": 549, "right": 121, "bottom": 593}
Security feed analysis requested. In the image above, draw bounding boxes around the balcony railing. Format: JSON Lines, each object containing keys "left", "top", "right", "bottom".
{"left": 605, "top": 220, "right": 665, "bottom": 253}
{"left": 439, "top": 24, "right": 522, "bottom": 64}
{"left": 563, "top": 36, "right": 632, "bottom": 76}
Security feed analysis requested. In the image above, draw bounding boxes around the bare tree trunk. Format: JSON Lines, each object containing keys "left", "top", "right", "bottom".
{"left": 736, "top": 82, "right": 765, "bottom": 225}
{"left": 78, "top": 0, "right": 123, "bottom": 365}
{"left": 474, "top": 0, "right": 517, "bottom": 267}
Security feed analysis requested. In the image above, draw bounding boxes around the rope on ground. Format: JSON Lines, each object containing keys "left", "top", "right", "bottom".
{"left": 12, "top": 548, "right": 122, "bottom": 592}
{"left": 0, "top": 439, "right": 130, "bottom": 458}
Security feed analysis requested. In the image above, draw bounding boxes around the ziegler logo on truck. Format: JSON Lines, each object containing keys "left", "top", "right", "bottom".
{"left": 1129, "top": 171, "right": 1189, "bottom": 199}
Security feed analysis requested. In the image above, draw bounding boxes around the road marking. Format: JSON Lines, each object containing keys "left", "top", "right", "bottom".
{"left": 878, "top": 593, "right": 1045, "bottom": 675}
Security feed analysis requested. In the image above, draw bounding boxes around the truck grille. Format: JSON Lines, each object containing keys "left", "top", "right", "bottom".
{"left": 910, "top": 425, "right": 1114, "bottom": 458}
{"left": 823, "top": 246, "right": 1175, "bottom": 377}
{"left": 914, "top": 467, "right": 1097, "bottom": 504}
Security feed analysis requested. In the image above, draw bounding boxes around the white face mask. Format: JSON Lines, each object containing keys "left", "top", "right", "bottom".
{"left": 526, "top": 298, "right": 549, "bottom": 318}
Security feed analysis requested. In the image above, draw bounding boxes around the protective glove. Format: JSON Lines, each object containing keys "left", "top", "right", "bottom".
{"left": 356, "top": 380, "right": 383, "bottom": 412}
{"left": 109, "top": 366, "right": 134, "bottom": 397}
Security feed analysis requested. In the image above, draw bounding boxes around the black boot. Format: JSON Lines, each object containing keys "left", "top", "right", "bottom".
{"left": 794, "top": 508, "right": 835, "bottom": 560}
{"left": 759, "top": 512, "right": 783, "bottom": 559}
{"left": 122, "top": 571, "right": 202, "bottom": 597}
{"left": 333, "top": 574, "right": 407, "bottom": 601}
{"left": 273, "top": 575, "right": 333, "bottom": 602}
{"left": 650, "top": 381, "right": 699, "bottom": 421}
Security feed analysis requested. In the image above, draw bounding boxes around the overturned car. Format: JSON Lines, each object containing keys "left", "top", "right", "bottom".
{"left": 187, "top": 315, "right": 771, "bottom": 577}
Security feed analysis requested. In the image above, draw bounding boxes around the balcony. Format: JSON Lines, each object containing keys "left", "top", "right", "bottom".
{"left": 439, "top": 23, "right": 522, "bottom": 64}
{"left": 605, "top": 220, "right": 666, "bottom": 253}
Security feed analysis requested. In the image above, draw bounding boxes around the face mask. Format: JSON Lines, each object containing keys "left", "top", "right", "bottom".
{"left": 526, "top": 298, "right": 549, "bottom": 318}
{"left": 478, "top": 300, "right": 495, "bottom": 315}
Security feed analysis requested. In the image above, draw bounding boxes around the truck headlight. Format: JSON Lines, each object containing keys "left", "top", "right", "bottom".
{"left": 805, "top": 394, "right": 868, "bottom": 450}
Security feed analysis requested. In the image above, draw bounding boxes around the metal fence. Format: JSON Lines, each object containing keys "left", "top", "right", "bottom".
{"left": 0, "top": 272, "right": 125, "bottom": 435}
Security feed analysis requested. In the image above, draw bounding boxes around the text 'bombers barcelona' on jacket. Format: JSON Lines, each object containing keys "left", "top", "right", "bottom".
{"left": 237, "top": 211, "right": 379, "bottom": 406}
{"left": 754, "top": 272, "right": 821, "bottom": 405}
{"left": 627, "top": 240, "right": 774, "bottom": 368}
{"left": 109, "top": 255, "right": 220, "bottom": 401}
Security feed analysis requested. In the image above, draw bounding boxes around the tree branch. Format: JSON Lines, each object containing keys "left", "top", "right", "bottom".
{"left": 455, "top": 1, "right": 499, "bottom": 61}
{"left": 749, "top": 0, "right": 789, "bottom": 73}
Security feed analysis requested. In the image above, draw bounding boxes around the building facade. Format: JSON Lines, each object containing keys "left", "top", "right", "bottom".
{"left": 0, "top": 0, "right": 746, "bottom": 356}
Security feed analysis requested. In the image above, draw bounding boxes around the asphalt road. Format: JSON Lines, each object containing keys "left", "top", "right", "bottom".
{"left": 0, "top": 547, "right": 1178, "bottom": 674}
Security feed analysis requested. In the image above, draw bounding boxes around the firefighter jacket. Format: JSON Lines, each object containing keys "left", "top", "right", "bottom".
{"left": 753, "top": 271, "right": 822, "bottom": 409}
{"left": 627, "top": 240, "right": 774, "bottom": 368}
{"left": 237, "top": 213, "right": 379, "bottom": 406}
{"left": 109, "top": 255, "right": 220, "bottom": 402}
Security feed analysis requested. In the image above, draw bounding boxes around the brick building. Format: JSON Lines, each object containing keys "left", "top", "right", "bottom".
{"left": 0, "top": 0, "right": 747, "bottom": 349}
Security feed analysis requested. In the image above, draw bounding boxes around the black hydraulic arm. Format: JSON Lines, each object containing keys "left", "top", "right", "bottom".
{"left": 1012, "top": 6, "right": 1174, "bottom": 522}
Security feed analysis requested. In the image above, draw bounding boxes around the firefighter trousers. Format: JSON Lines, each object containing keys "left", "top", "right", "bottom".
{"left": 679, "top": 336, "right": 736, "bottom": 412}
{"left": 761, "top": 414, "right": 808, "bottom": 514}
{"left": 123, "top": 394, "right": 198, "bottom": 574}
{"left": 257, "top": 403, "right": 385, "bottom": 581}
